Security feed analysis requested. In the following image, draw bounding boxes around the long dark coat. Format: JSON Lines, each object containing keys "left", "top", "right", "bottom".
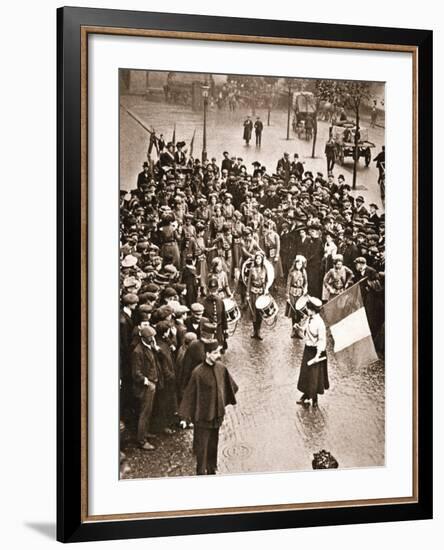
{"left": 151, "top": 340, "right": 178, "bottom": 431}
{"left": 179, "top": 339, "right": 206, "bottom": 400}
{"left": 180, "top": 266, "right": 199, "bottom": 307}
{"left": 243, "top": 120, "right": 253, "bottom": 141}
{"left": 179, "top": 361, "right": 238, "bottom": 424}
{"left": 120, "top": 310, "right": 134, "bottom": 380}
{"left": 306, "top": 238, "right": 324, "bottom": 298}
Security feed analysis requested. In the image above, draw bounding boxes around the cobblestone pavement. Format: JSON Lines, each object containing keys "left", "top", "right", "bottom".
{"left": 123, "top": 287, "right": 385, "bottom": 479}
{"left": 120, "top": 97, "right": 385, "bottom": 479}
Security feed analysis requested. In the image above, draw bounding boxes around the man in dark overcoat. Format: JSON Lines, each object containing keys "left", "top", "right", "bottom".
{"left": 254, "top": 117, "right": 263, "bottom": 147}
{"left": 130, "top": 326, "right": 161, "bottom": 451}
{"left": 120, "top": 293, "right": 139, "bottom": 421}
{"left": 179, "top": 341, "right": 238, "bottom": 475}
{"left": 137, "top": 162, "right": 151, "bottom": 190}
{"left": 243, "top": 116, "right": 253, "bottom": 145}
{"left": 276, "top": 152, "right": 292, "bottom": 183}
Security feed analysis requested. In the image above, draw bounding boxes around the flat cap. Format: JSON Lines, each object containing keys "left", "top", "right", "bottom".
{"left": 122, "top": 293, "right": 139, "bottom": 305}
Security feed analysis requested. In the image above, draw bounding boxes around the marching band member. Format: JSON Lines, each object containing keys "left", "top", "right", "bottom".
{"left": 322, "top": 253, "right": 354, "bottom": 301}
{"left": 285, "top": 255, "right": 308, "bottom": 336}
{"left": 209, "top": 257, "right": 232, "bottom": 299}
{"left": 239, "top": 227, "right": 263, "bottom": 308}
{"left": 214, "top": 223, "right": 233, "bottom": 276}
{"left": 246, "top": 252, "right": 269, "bottom": 340}
{"left": 263, "top": 219, "right": 283, "bottom": 283}
{"left": 296, "top": 296, "right": 329, "bottom": 408}
{"left": 231, "top": 211, "right": 245, "bottom": 282}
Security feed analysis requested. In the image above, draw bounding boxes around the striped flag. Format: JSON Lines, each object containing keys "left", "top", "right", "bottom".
{"left": 321, "top": 282, "right": 378, "bottom": 367}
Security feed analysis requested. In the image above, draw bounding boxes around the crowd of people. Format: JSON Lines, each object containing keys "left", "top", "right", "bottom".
{"left": 120, "top": 135, "right": 385, "bottom": 472}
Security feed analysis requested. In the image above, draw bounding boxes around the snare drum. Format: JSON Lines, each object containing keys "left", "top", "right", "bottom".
{"left": 295, "top": 295, "right": 309, "bottom": 314}
{"left": 223, "top": 297, "right": 241, "bottom": 337}
{"left": 255, "top": 294, "right": 279, "bottom": 326}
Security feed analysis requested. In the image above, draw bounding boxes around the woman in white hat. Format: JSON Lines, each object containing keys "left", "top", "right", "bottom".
{"left": 296, "top": 297, "right": 329, "bottom": 408}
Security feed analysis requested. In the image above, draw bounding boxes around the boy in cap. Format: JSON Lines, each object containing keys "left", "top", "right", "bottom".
{"left": 179, "top": 340, "right": 238, "bottom": 475}
{"left": 185, "top": 302, "right": 207, "bottom": 337}
{"left": 130, "top": 326, "right": 160, "bottom": 450}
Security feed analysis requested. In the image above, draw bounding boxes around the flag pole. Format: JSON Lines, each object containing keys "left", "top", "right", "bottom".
{"left": 320, "top": 277, "right": 368, "bottom": 310}
{"left": 189, "top": 128, "right": 196, "bottom": 158}
{"left": 120, "top": 105, "right": 154, "bottom": 135}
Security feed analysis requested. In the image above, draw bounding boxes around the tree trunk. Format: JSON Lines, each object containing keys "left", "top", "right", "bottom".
{"left": 311, "top": 116, "right": 318, "bottom": 158}
{"left": 286, "top": 88, "right": 291, "bottom": 140}
{"left": 352, "top": 108, "right": 360, "bottom": 189}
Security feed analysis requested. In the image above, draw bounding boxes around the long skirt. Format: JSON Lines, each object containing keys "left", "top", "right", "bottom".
{"left": 151, "top": 380, "right": 178, "bottom": 432}
{"left": 271, "top": 258, "right": 283, "bottom": 280}
{"left": 196, "top": 257, "right": 208, "bottom": 291}
{"left": 285, "top": 293, "right": 303, "bottom": 324}
{"left": 297, "top": 345, "right": 329, "bottom": 400}
{"left": 232, "top": 242, "right": 243, "bottom": 269}
{"left": 161, "top": 242, "right": 181, "bottom": 268}
{"left": 248, "top": 291, "right": 262, "bottom": 323}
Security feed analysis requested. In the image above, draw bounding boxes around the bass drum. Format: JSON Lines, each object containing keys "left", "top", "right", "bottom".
{"left": 241, "top": 257, "right": 275, "bottom": 288}
{"left": 223, "top": 297, "right": 241, "bottom": 337}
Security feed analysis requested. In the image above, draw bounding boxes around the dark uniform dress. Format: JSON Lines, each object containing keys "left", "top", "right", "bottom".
{"left": 285, "top": 268, "right": 307, "bottom": 324}
{"left": 190, "top": 235, "right": 209, "bottom": 295}
{"left": 231, "top": 220, "right": 245, "bottom": 273}
{"left": 181, "top": 223, "right": 196, "bottom": 267}
{"left": 297, "top": 314, "right": 329, "bottom": 405}
{"left": 247, "top": 265, "right": 268, "bottom": 336}
{"left": 158, "top": 224, "right": 180, "bottom": 268}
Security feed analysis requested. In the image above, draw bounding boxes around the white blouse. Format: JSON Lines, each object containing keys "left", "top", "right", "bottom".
{"left": 304, "top": 314, "right": 327, "bottom": 353}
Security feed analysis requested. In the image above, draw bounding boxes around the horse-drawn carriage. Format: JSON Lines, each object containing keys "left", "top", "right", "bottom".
{"left": 292, "top": 92, "right": 315, "bottom": 140}
{"left": 330, "top": 123, "right": 375, "bottom": 167}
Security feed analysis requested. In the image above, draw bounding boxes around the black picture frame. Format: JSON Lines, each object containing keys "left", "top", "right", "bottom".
{"left": 57, "top": 6, "right": 433, "bottom": 543}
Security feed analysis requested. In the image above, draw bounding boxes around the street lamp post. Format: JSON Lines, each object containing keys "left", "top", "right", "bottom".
{"left": 286, "top": 81, "right": 292, "bottom": 140}
{"left": 201, "top": 82, "right": 210, "bottom": 163}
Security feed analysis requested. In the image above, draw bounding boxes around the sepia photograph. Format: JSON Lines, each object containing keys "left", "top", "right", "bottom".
{"left": 118, "top": 69, "right": 386, "bottom": 480}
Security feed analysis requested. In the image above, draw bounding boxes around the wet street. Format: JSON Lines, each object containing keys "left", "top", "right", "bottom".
{"left": 120, "top": 96, "right": 385, "bottom": 479}
{"left": 120, "top": 97, "right": 385, "bottom": 210}
{"left": 123, "top": 287, "right": 385, "bottom": 479}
